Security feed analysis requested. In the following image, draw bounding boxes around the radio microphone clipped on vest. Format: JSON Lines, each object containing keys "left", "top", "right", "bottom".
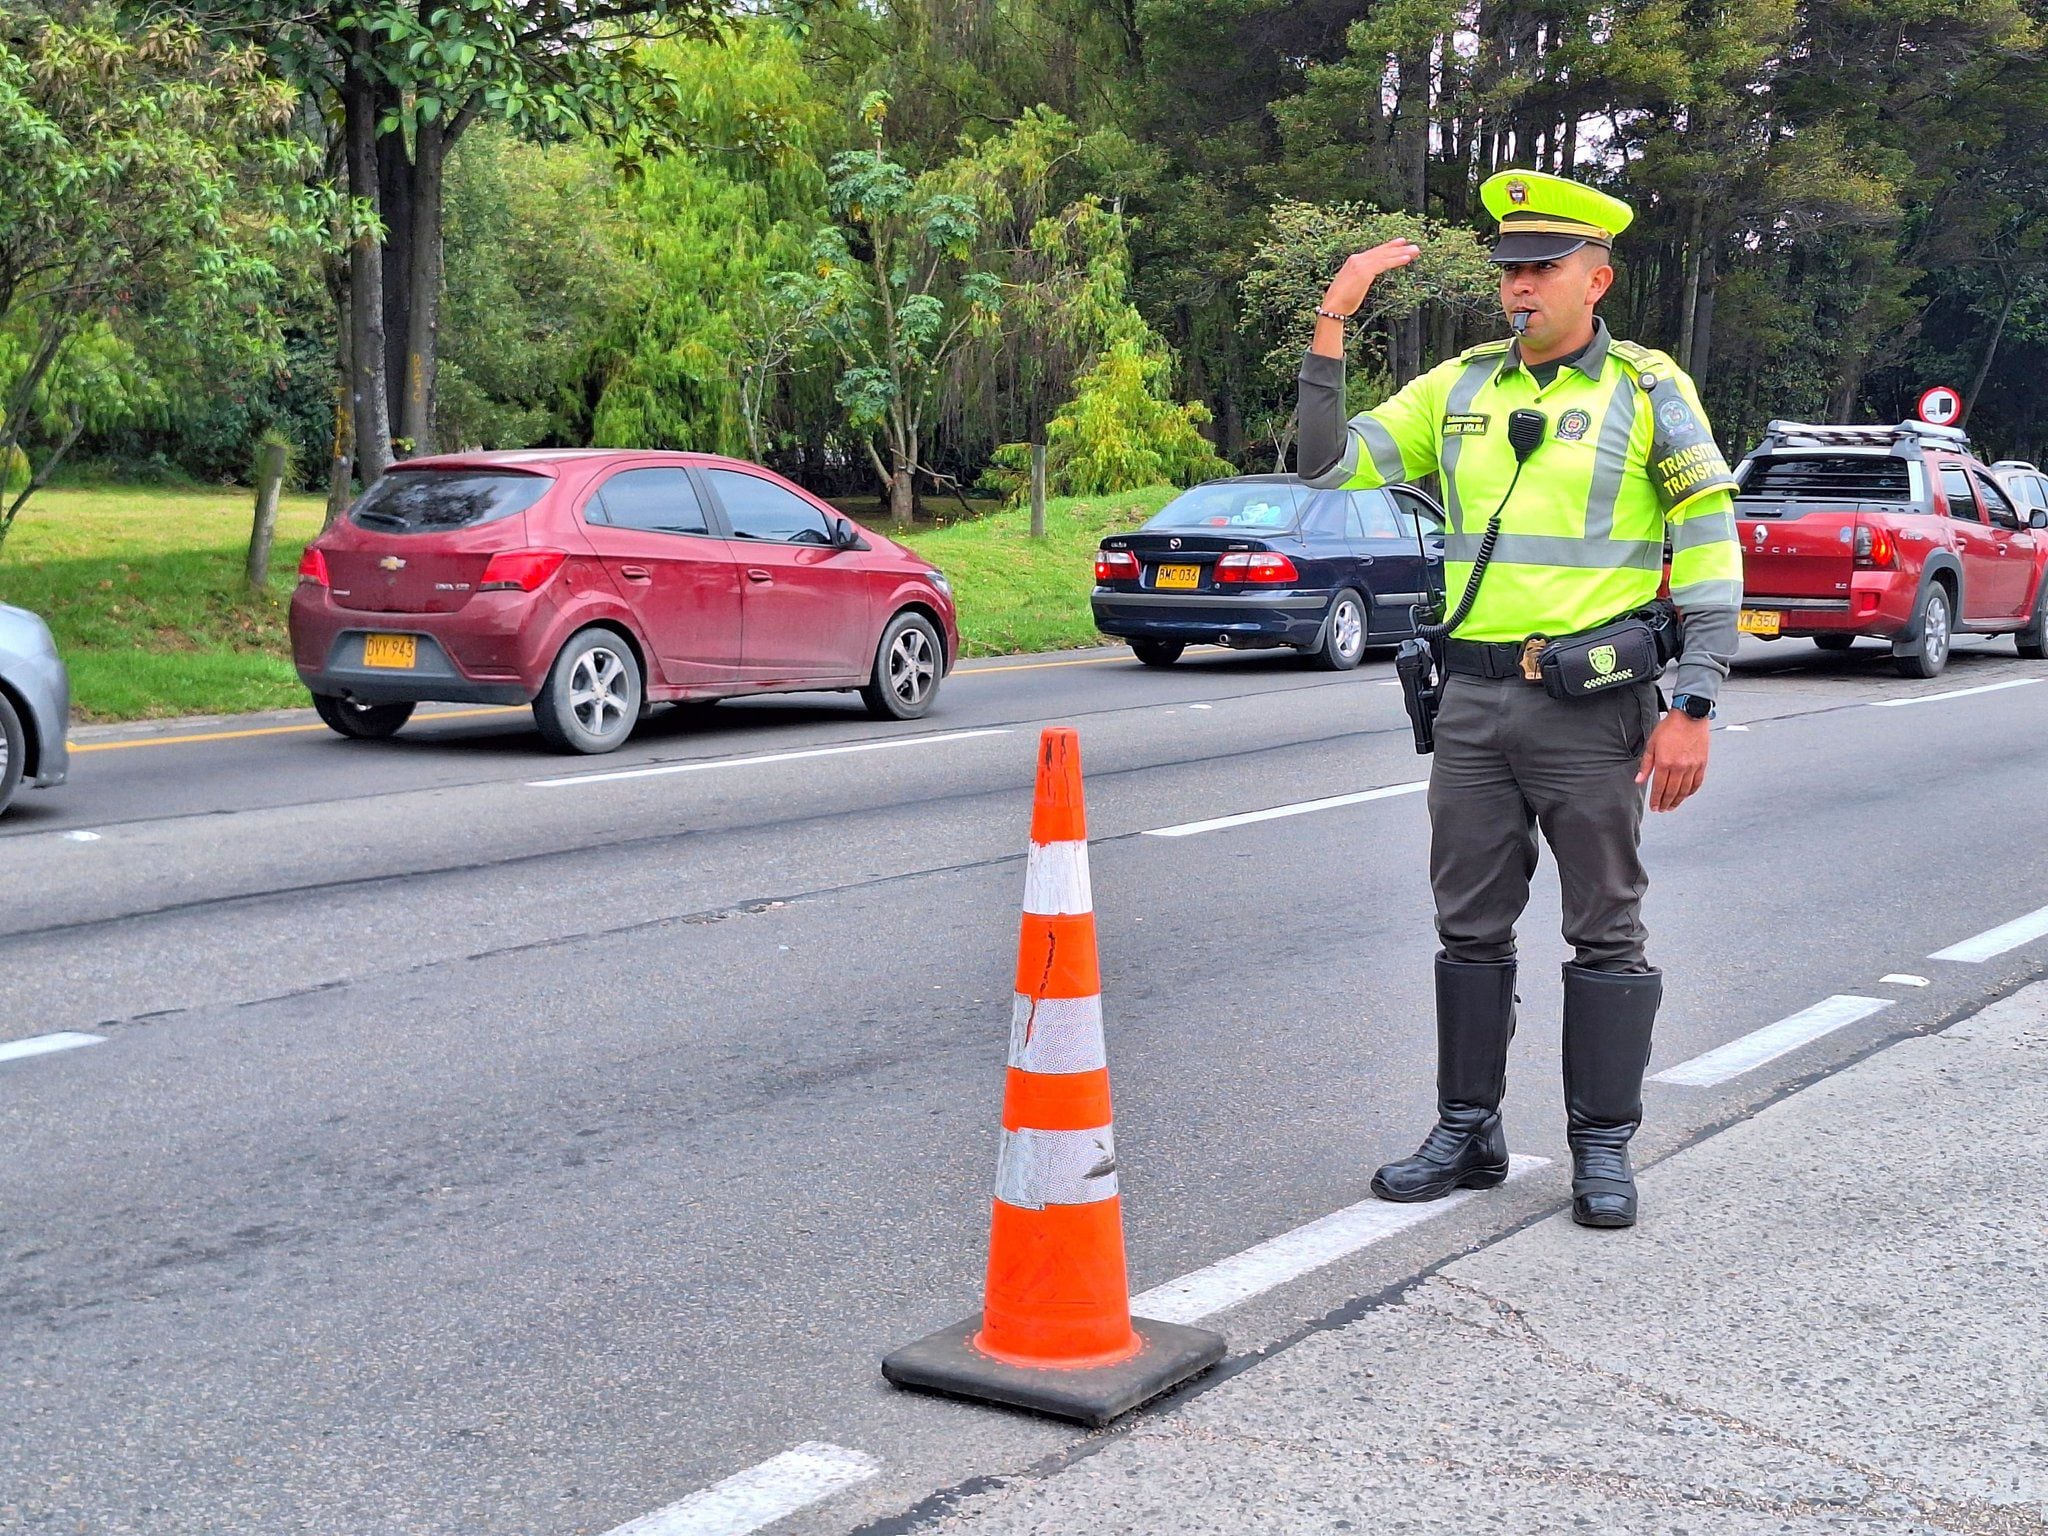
{"left": 1395, "top": 407, "right": 1548, "bottom": 755}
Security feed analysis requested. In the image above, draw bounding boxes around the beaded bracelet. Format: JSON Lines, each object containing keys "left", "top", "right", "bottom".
{"left": 1314, "top": 307, "right": 1349, "bottom": 322}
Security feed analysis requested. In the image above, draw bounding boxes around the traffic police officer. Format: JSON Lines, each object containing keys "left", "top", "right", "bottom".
{"left": 1297, "top": 170, "right": 1743, "bottom": 1227}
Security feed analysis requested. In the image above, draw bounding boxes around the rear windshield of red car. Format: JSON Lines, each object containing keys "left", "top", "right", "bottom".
{"left": 348, "top": 470, "right": 550, "bottom": 534}
{"left": 1738, "top": 454, "right": 1915, "bottom": 504}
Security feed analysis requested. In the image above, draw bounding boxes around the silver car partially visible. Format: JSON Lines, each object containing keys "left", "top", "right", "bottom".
{"left": 0, "top": 601, "right": 69, "bottom": 815}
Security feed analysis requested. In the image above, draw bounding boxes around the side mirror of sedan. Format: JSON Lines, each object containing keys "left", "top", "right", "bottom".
{"left": 2031, "top": 509, "right": 2048, "bottom": 530}
{"left": 832, "top": 517, "right": 861, "bottom": 550}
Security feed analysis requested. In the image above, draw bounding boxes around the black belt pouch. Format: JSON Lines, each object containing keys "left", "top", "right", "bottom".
{"left": 1538, "top": 616, "right": 1661, "bottom": 701}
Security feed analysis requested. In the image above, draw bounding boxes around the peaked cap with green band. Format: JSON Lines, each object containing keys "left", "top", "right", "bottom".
{"left": 1479, "top": 169, "right": 1635, "bottom": 264}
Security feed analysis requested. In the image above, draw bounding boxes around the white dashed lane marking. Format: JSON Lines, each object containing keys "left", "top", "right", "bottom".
{"left": 1929, "top": 902, "right": 2048, "bottom": 963}
{"left": 597, "top": 1443, "right": 879, "bottom": 1536}
{"left": 1651, "top": 995, "right": 1894, "bottom": 1087}
{"left": 1143, "top": 781, "right": 1427, "bottom": 838}
{"left": 1133, "top": 1156, "right": 1549, "bottom": 1324}
{"left": 1868, "top": 677, "right": 2040, "bottom": 708}
{"left": 0, "top": 1032, "right": 105, "bottom": 1066}
{"left": 527, "top": 728, "right": 1011, "bottom": 788}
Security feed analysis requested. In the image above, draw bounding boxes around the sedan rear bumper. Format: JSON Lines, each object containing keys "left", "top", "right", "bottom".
{"left": 1093, "top": 590, "right": 1329, "bottom": 646}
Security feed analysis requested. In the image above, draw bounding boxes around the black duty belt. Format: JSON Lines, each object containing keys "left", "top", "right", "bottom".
{"left": 1442, "top": 638, "right": 1531, "bottom": 679}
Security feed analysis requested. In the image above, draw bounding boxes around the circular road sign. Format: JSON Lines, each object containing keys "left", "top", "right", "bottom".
{"left": 1917, "top": 385, "right": 1963, "bottom": 426}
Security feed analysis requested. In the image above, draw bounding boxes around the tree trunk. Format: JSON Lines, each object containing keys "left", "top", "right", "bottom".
{"left": 1959, "top": 285, "right": 2018, "bottom": 427}
{"left": 397, "top": 118, "right": 446, "bottom": 456}
{"left": 377, "top": 90, "right": 414, "bottom": 444}
{"left": 889, "top": 466, "right": 913, "bottom": 527}
{"left": 1689, "top": 244, "right": 1718, "bottom": 382}
{"left": 1029, "top": 443, "right": 1047, "bottom": 537}
{"left": 343, "top": 59, "right": 394, "bottom": 480}
{"left": 1676, "top": 204, "right": 1704, "bottom": 371}
{"left": 247, "top": 439, "right": 289, "bottom": 590}
{"left": 326, "top": 274, "right": 355, "bottom": 526}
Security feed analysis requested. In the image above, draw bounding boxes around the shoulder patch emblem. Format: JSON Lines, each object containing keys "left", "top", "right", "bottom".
{"left": 1556, "top": 408, "right": 1592, "bottom": 442}
{"left": 1657, "top": 396, "right": 1691, "bottom": 431}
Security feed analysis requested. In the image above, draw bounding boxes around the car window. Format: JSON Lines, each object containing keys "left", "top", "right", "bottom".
{"left": 1347, "top": 491, "right": 1406, "bottom": 541}
{"left": 1303, "top": 497, "right": 1346, "bottom": 538}
{"left": 1143, "top": 482, "right": 1307, "bottom": 531}
{"left": 592, "top": 467, "right": 710, "bottom": 536}
{"left": 1388, "top": 488, "right": 1445, "bottom": 540}
{"left": 348, "top": 470, "right": 549, "bottom": 534}
{"left": 1974, "top": 470, "right": 2023, "bottom": 529}
{"left": 1939, "top": 464, "right": 1982, "bottom": 522}
{"left": 705, "top": 468, "right": 834, "bottom": 544}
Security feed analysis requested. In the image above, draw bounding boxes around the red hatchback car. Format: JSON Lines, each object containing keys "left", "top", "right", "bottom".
{"left": 291, "top": 450, "right": 960, "bottom": 752}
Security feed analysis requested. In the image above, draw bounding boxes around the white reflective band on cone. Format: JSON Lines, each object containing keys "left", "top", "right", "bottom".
{"left": 993, "top": 1125, "right": 1118, "bottom": 1209}
{"left": 1008, "top": 993, "right": 1108, "bottom": 1074}
{"left": 1021, "top": 840, "right": 1093, "bottom": 916}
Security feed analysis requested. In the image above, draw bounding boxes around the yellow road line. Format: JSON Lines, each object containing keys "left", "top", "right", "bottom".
{"left": 70, "top": 706, "right": 521, "bottom": 754}
{"left": 959, "top": 646, "right": 1222, "bottom": 677}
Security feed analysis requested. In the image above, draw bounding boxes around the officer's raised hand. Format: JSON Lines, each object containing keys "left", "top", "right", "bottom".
{"left": 1636, "top": 709, "right": 1709, "bottom": 812}
{"left": 1319, "top": 239, "right": 1421, "bottom": 320}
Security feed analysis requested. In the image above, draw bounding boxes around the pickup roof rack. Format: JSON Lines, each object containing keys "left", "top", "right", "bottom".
{"left": 1751, "top": 419, "right": 1972, "bottom": 455}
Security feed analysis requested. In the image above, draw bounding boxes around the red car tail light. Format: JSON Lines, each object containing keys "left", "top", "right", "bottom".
{"left": 1215, "top": 551, "right": 1300, "bottom": 584}
{"left": 297, "top": 547, "right": 329, "bottom": 586}
{"left": 1095, "top": 549, "right": 1140, "bottom": 582}
{"left": 1853, "top": 525, "right": 1895, "bottom": 568}
{"left": 478, "top": 549, "right": 568, "bottom": 592}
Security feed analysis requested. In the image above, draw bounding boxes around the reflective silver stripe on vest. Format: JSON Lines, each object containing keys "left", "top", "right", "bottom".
{"left": 993, "top": 1125, "right": 1118, "bottom": 1209}
{"left": 1669, "top": 577, "right": 1743, "bottom": 609}
{"left": 1444, "top": 532, "right": 1664, "bottom": 570}
{"left": 1009, "top": 992, "right": 1107, "bottom": 1075}
{"left": 1355, "top": 415, "right": 1408, "bottom": 486}
{"left": 1439, "top": 358, "right": 1500, "bottom": 534}
{"left": 1302, "top": 429, "right": 1360, "bottom": 491}
{"left": 1581, "top": 373, "right": 1640, "bottom": 541}
{"left": 1022, "top": 839, "right": 1092, "bottom": 916}
{"left": 1670, "top": 508, "right": 1738, "bottom": 552}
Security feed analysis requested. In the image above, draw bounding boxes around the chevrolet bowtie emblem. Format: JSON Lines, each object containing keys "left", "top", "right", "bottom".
{"left": 379, "top": 556, "right": 405, "bottom": 570}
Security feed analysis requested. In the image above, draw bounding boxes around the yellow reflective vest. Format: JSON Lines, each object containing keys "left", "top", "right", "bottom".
{"left": 1304, "top": 321, "right": 1743, "bottom": 698}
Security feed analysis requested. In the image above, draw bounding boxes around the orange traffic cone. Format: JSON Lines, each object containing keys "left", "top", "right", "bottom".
{"left": 882, "top": 728, "right": 1226, "bottom": 1426}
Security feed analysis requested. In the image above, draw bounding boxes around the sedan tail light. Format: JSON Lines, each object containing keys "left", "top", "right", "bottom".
{"left": 1852, "top": 524, "right": 1895, "bottom": 568}
{"left": 297, "top": 547, "right": 330, "bottom": 587}
{"left": 1215, "top": 551, "right": 1300, "bottom": 584}
{"left": 1095, "top": 549, "right": 1140, "bottom": 582}
{"left": 478, "top": 549, "right": 568, "bottom": 592}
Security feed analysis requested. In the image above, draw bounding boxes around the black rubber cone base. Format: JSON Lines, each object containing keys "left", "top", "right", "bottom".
{"left": 881, "top": 1315, "right": 1227, "bottom": 1427}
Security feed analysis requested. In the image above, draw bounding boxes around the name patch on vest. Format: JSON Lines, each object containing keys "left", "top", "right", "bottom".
{"left": 1442, "top": 413, "right": 1490, "bottom": 437}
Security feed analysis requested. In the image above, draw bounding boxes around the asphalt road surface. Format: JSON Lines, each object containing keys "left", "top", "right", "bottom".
{"left": 6, "top": 633, "right": 2048, "bottom": 1535}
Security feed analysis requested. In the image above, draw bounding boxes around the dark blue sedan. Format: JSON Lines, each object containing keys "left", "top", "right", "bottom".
{"left": 1092, "top": 475, "right": 1446, "bottom": 669}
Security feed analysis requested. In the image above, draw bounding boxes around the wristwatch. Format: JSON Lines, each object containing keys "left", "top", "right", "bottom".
{"left": 1670, "top": 692, "right": 1715, "bottom": 720}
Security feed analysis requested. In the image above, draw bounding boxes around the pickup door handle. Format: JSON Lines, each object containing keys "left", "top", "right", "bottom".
{"left": 619, "top": 564, "right": 651, "bottom": 581}
{"left": 746, "top": 568, "right": 774, "bottom": 584}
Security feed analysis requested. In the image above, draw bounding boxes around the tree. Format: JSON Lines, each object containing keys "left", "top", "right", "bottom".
{"left": 0, "top": 5, "right": 316, "bottom": 549}
{"left": 791, "top": 92, "right": 1003, "bottom": 524}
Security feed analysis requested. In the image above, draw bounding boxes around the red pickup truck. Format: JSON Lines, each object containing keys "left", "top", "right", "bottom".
{"left": 1733, "top": 420, "right": 2048, "bottom": 677}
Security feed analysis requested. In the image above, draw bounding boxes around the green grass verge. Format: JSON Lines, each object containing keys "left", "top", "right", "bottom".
{"left": 0, "top": 485, "right": 327, "bottom": 720}
{"left": 0, "top": 481, "right": 1175, "bottom": 721}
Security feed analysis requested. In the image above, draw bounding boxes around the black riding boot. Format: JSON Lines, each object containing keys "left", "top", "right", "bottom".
{"left": 1562, "top": 963, "right": 1661, "bottom": 1228}
{"left": 1372, "top": 955, "right": 1516, "bottom": 1202}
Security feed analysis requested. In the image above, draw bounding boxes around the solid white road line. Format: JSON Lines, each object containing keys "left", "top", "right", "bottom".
{"left": 527, "top": 729, "right": 1011, "bottom": 788}
{"left": 600, "top": 1443, "right": 880, "bottom": 1536}
{"left": 1131, "top": 1155, "right": 1549, "bottom": 1325}
{"left": 1650, "top": 995, "right": 1893, "bottom": 1087}
{"left": 1929, "top": 902, "right": 2048, "bottom": 963}
{"left": 1868, "top": 677, "right": 2040, "bottom": 708}
{"left": 1879, "top": 973, "right": 1931, "bottom": 987}
{"left": 0, "top": 1032, "right": 105, "bottom": 1065}
{"left": 1143, "top": 781, "right": 1427, "bottom": 839}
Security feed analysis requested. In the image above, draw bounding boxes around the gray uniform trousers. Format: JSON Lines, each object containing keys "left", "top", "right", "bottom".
{"left": 1428, "top": 674, "right": 1660, "bottom": 974}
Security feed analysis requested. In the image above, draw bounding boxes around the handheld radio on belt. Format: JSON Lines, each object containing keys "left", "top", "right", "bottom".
{"left": 1395, "top": 408, "right": 1547, "bottom": 753}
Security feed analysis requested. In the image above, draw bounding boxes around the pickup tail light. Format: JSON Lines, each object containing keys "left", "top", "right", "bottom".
{"left": 1853, "top": 524, "right": 1895, "bottom": 568}
{"left": 478, "top": 549, "right": 568, "bottom": 592}
{"left": 297, "top": 547, "right": 329, "bottom": 587}
{"left": 1215, "top": 551, "right": 1300, "bottom": 584}
{"left": 1095, "top": 549, "right": 1140, "bottom": 583}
